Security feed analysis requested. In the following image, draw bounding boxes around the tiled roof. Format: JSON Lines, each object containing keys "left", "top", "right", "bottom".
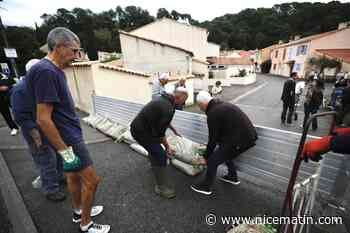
{"left": 192, "top": 58, "right": 209, "bottom": 65}
{"left": 119, "top": 30, "right": 194, "bottom": 57}
{"left": 207, "top": 57, "right": 253, "bottom": 65}
{"left": 99, "top": 64, "right": 150, "bottom": 77}
{"left": 316, "top": 49, "right": 350, "bottom": 64}
{"left": 71, "top": 61, "right": 99, "bottom": 67}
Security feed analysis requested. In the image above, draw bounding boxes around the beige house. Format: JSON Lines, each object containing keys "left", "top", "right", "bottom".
{"left": 119, "top": 30, "right": 193, "bottom": 77}
{"left": 128, "top": 17, "right": 220, "bottom": 60}
{"left": 208, "top": 57, "right": 254, "bottom": 79}
{"left": 64, "top": 62, "right": 196, "bottom": 113}
{"left": 270, "top": 22, "right": 350, "bottom": 78}
{"left": 256, "top": 45, "right": 277, "bottom": 66}
{"left": 63, "top": 18, "right": 218, "bottom": 112}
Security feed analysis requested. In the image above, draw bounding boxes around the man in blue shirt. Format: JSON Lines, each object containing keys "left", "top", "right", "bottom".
{"left": 25, "top": 28, "right": 110, "bottom": 233}
{"left": 11, "top": 59, "right": 68, "bottom": 202}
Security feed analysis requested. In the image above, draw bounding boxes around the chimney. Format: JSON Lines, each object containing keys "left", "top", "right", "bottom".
{"left": 294, "top": 35, "right": 301, "bottom": 40}
{"left": 338, "top": 21, "right": 350, "bottom": 30}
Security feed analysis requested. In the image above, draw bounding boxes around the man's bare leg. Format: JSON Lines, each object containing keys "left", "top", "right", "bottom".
{"left": 65, "top": 172, "right": 82, "bottom": 210}
{"left": 78, "top": 166, "right": 101, "bottom": 226}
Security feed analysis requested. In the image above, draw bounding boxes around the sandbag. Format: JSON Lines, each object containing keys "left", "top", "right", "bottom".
{"left": 116, "top": 129, "right": 136, "bottom": 144}
{"left": 227, "top": 224, "right": 276, "bottom": 233}
{"left": 105, "top": 123, "right": 128, "bottom": 139}
{"left": 167, "top": 135, "right": 206, "bottom": 165}
{"left": 82, "top": 114, "right": 102, "bottom": 126}
{"left": 89, "top": 115, "right": 105, "bottom": 128}
{"left": 96, "top": 118, "right": 114, "bottom": 132}
{"left": 130, "top": 143, "right": 148, "bottom": 157}
{"left": 171, "top": 159, "right": 204, "bottom": 176}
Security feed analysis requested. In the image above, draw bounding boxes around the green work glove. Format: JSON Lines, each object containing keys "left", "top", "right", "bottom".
{"left": 59, "top": 147, "right": 81, "bottom": 172}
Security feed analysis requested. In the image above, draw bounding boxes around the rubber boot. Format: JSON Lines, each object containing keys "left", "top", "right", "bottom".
{"left": 152, "top": 166, "right": 176, "bottom": 199}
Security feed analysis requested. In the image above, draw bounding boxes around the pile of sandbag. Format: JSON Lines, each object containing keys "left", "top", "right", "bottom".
{"left": 227, "top": 224, "right": 276, "bottom": 233}
{"left": 167, "top": 135, "right": 206, "bottom": 176}
{"left": 83, "top": 115, "right": 206, "bottom": 176}
{"left": 82, "top": 114, "right": 128, "bottom": 139}
{"left": 116, "top": 128, "right": 137, "bottom": 145}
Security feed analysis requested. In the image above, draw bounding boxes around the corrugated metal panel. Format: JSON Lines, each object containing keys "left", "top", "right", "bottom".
{"left": 93, "top": 95, "right": 343, "bottom": 195}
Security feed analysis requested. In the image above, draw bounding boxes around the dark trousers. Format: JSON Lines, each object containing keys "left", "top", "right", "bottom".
{"left": 29, "top": 143, "right": 64, "bottom": 194}
{"left": 0, "top": 97, "right": 18, "bottom": 130}
{"left": 134, "top": 139, "right": 168, "bottom": 167}
{"left": 303, "top": 103, "right": 318, "bottom": 130}
{"left": 202, "top": 145, "right": 239, "bottom": 188}
{"left": 281, "top": 101, "right": 294, "bottom": 124}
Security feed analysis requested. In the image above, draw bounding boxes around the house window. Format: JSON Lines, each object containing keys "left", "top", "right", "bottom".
{"left": 273, "top": 64, "right": 277, "bottom": 70}
{"left": 218, "top": 65, "right": 225, "bottom": 69}
{"left": 296, "top": 45, "right": 308, "bottom": 56}
{"left": 282, "top": 48, "right": 286, "bottom": 60}
{"left": 294, "top": 63, "right": 302, "bottom": 72}
{"left": 288, "top": 47, "right": 294, "bottom": 60}
{"left": 275, "top": 50, "right": 279, "bottom": 58}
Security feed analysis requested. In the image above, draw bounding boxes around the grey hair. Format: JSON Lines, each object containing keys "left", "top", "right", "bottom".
{"left": 47, "top": 27, "right": 80, "bottom": 52}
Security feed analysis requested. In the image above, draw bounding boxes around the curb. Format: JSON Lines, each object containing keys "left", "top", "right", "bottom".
{"left": 0, "top": 152, "right": 39, "bottom": 233}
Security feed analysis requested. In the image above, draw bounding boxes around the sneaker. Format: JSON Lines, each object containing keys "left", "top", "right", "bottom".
{"left": 219, "top": 175, "right": 241, "bottom": 185}
{"left": 73, "top": 206, "right": 104, "bottom": 223}
{"left": 10, "top": 129, "right": 18, "bottom": 136}
{"left": 80, "top": 222, "right": 110, "bottom": 233}
{"left": 190, "top": 183, "right": 212, "bottom": 195}
{"left": 45, "top": 191, "right": 66, "bottom": 202}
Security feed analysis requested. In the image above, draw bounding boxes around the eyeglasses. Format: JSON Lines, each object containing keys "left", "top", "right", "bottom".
{"left": 68, "top": 47, "right": 83, "bottom": 54}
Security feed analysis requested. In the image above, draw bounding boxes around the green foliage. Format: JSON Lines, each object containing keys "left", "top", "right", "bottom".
{"left": 0, "top": 26, "right": 45, "bottom": 76}
{"left": 308, "top": 56, "right": 342, "bottom": 74}
{"left": 201, "top": 1, "right": 350, "bottom": 49}
{"left": 239, "top": 69, "right": 247, "bottom": 77}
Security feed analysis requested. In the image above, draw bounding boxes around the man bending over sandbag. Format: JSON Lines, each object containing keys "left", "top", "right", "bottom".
{"left": 130, "top": 87, "right": 188, "bottom": 199}
{"left": 191, "top": 91, "right": 258, "bottom": 195}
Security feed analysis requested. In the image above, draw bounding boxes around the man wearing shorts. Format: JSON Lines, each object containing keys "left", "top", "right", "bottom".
{"left": 25, "top": 27, "right": 110, "bottom": 233}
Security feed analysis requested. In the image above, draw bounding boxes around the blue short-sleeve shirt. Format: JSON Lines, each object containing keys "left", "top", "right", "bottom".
{"left": 25, "top": 59, "right": 83, "bottom": 145}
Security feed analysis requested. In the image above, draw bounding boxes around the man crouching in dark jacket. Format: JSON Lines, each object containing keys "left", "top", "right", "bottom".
{"left": 191, "top": 91, "right": 258, "bottom": 195}
{"left": 130, "top": 87, "right": 188, "bottom": 199}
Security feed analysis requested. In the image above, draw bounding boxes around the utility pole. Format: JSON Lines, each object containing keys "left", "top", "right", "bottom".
{"left": 0, "top": 3, "right": 19, "bottom": 78}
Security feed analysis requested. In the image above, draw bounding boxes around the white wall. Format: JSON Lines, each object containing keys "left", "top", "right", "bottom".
{"left": 64, "top": 65, "right": 96, "bottom": 113}
{"left": 92, "top": 64, "right": 152, "bottom": 105}
{"left": 192, "top": 60, "right": 209, "bottom": 91}
{"left": 226, "top": 65, "right": 254, "bottom": 77}
{"left": 207, "top": 43, "right": 220, "bottom": 57}
{"left": 120, "top": 33, "right": 191, "bottom": 77}
{"left": 130, "top": 18, "right": 210, "bottom": 59}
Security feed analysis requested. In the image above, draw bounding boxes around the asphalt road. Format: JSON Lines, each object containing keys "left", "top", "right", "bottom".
{"left": 187, "top": 74, "right": 334, "bottom": 137}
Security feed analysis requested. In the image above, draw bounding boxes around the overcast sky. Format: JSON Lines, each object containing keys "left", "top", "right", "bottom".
{"left": 1, "top": 0, "right": 349, "bottom": 27}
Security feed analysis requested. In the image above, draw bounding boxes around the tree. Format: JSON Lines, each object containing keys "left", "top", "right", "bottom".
{"left": 0, "top": 26, "right": 45, "bottom": 75}
{"left": 157, "top": 8, "right": 172, "bottom": 19}
{"left": 308, "top": 56, "right": 342, "bottom": 78}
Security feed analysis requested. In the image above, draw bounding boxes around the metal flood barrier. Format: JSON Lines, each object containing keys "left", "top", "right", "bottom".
{"left": 92, "top": 95, "right": 345, "bottom": 196}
